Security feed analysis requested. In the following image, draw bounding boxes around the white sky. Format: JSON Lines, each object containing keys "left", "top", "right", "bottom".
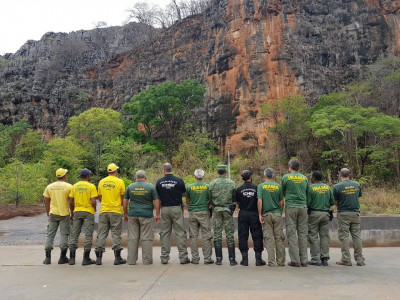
{"left": 0, "top": 0, "right": 170, "bottom": 54}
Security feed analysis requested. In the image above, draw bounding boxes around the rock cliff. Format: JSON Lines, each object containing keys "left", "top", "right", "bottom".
{"left": 0, "top": 0, "right": 399, "bottom": 152}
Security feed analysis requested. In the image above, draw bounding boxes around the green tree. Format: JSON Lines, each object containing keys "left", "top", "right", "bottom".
{"left": 0, "top": 120, "right": 30, "bottom": 165}
{"left": 0, "top": 160, "right": 48, "bottom": 206}
{"left": 41, "top": 137, "right": 87, "bottom": 183}
{"left": 14, "top": 129, "right": 46, "bottom": 163}
{"left": 68, "top": 108, "right": 123, "bottom": 174}
{"left": 123, "top": 80, "right": 205, "bottom": 151}
{"left": 261, "top": 95, "right": 311, "bottom": 160}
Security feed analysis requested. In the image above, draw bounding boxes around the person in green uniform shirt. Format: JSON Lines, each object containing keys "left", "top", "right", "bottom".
{"left": 42, "top": 168, "right": 72, "bottom": 265}
{"left": 68, "top": 168, "right": 98, "bottom": 266}
{"left": 307, "top": 170, "right": 335, "bottom": 266}
{"left": 257, "top": 168, "right": 285, "bottom": 267}
{"left": 186, "top": 169, "right": 214, "bottom": 264}
{"left": 123, "top": 170, "right": 160, "bottom": 265}
{"left": 95, "top": 163, "right": 126, "bottom": 265}
{"left": 209, "top": 165, "right": 237, "bottom": 266}
{"left": 333, "top": 168, "right": 365, "bottom": 266}
{"left": 281, "top": 159, "right": 309, "bottom": 267}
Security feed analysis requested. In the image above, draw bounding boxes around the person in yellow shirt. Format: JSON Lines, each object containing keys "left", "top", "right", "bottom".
{"left": 68, "top": 168, "right": 98, "bottom": 266}
{"left": 95, "top": 163, "right": 126, "bottom": 265}
{"left": 43, "top": 168, "right": 72, "bottom": 265}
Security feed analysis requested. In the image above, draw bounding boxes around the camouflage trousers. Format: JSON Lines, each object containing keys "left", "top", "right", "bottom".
{"left": 214, "top": 210, "right": 234, "bottom": 245}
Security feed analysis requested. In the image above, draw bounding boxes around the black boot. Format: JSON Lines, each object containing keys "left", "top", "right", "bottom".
{"left": 43, "top": 250, "right": 51, "bottom": 265}
{"left": 114, "top": 249, "right": 127, "bottom": 265}
{"left": 82, "top": 249, "right": 96, "bottom": 266}
{"left": 228, "top": 244, "right": 237, "bottom": 266}
{"left": 68, "top": 250, "right": 76, "bottom": 265}
{"left": 95, "top": 250, "right": 103, "bottom": 265}
{"left": 255, "top": 252, "right": 266, "bottom": 266}
{"left": 240, "top": 252, "right": 248, "bottom": 266}
{"left": 214, "top": 243, "right": 223, "bottom": 265}
{"left": 321, "top": 258, "right": 329, "bottom": 266}
{"left": 58, "top": 249, "right": 69, "bottom": 264}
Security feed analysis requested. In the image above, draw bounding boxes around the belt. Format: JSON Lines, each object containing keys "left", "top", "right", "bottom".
{"left": 309, "top": 208, "right": 329, "bottom": 212}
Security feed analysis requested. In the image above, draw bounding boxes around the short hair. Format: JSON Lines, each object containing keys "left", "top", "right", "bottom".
{"left": 194, "top": 169, "right": 205, "bottom": 180}
{"left": 217, "top": 169, "right": 227, "bottom": 175}
{"left": 288, "top": 159, "right": 300, "bottom": 171}
{"left": 163, "top": 163, "right": 173, "bottom": 173}
{"left": 312, "top": 170, "right": 323, "bottom": 181}
{"left": 264, "top": 168, "right": 274, "bottom": 178}
{"left": 136, "top": 170, "right": 146, "bottom": 179}
{"left": 340, "top": 168, "right": 351, "bottom": 178}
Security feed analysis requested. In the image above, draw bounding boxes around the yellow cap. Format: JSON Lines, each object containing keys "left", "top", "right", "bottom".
{"left": 107, "top": 163, "right": 119, "bottom": 173}
{"left": 56, "top": 168, "right": 68, "bottom": 178}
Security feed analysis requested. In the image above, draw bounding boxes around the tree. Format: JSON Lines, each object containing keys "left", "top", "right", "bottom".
{"left": 68, "top": 108, "right": 123, "bottom": 174}
{"left": 41, "top": 137, "right": 86, "bottom": 182}
{"left": 123, "top": 80, "right": 205, "bottom": 152}
{"left": 0, "top": 160, "right": 48, "bottom": 206}
{"left": 261, "top": 95, "right": 311, "bottom": 160}
{"left": 14, "top": 129, "right": 46, "bottom": 163}
{"left": 127, "top": 2, "right": 157, "bottom": 26}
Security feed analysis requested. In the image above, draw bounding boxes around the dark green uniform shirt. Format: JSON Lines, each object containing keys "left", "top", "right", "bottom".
{"left": 281, "top": 172, "right": 308, "bottom": 207}
{"left": 333, "top": 180, "right": 362, "bottom": 212}
{"left": 257, "top": 181, "right": 283, "bottom": 214}
{"left": 186, "top": 181, "right": 210, "bottom": 213}
{"left": 209, "top": 176, "right": 236, "bottom": 213}
{"left": 307, "top": 183, "right": 335, "bottom": 211}
{"left": 124, "top": 181, "right": 158, "bottom": 218}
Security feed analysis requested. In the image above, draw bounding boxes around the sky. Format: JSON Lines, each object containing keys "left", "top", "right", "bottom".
{"left": 0, "top": 0, "right": 170, "bottom": 54}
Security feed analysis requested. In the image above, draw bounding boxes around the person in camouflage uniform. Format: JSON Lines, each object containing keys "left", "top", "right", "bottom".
{"left": 209, "top": 165, "right": 237, "bottom": 266}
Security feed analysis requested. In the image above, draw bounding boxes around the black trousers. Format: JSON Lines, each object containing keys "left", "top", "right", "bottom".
{"left": 238, "top": 210, "right": 263, "bottom": 253}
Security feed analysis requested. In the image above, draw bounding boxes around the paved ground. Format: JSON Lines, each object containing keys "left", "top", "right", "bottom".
{"left": 1, "top": 246, "right": 399, "bottom": 300}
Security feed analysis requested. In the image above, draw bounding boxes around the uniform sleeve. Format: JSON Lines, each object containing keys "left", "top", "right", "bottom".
{"left": 281, "top": 176, "right": 287, "bottom": 191}
{"left": 235, "top": 188, "right": 240, "bottom": 203}
{"left": 279, "top": 186, "right": 284, "bottom": 201}
{"left": 232, "top": 183, "right": 236, "bottom": 203}
{"left": 98, "top": 183, "right": 102, "bottom": 196}
{"left": 185, "top": 186, "right": 190, "bottom": 199}
{"left": 307, "top": 185, "right": 312, "bottom": 207}
{"left": 257, "top": 184, "right": 262, "bottom": 199}
{"left": 43, "top": 186, "right": 50, "bottom": 198}
{"left": 120, "top": 180, "right": 126, "bottom": 196}
{"left": 152, "top": 186, "right": 159, "bottom": 200}
{"left": 333, "top": 185, "right": 339, "bottom": 201}
{"left": 123, "top": 187, "right": 130, "bottom": 200}
{"left": 329, "top": 188, "right": 335, "bottom": 206}
{"left": 69, "top": 187, "right": 74, "bottom": 198}
{"left": 181, "top": 179, "right": 186, "bottom": 194}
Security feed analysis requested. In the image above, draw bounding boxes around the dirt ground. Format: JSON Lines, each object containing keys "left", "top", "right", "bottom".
{"left": 0, "top": 205, "right": 44, "bottom": 220}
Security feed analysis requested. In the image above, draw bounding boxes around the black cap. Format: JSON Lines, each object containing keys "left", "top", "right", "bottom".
{"left": 241, "top": 170, "right": 253, "bottom": 181}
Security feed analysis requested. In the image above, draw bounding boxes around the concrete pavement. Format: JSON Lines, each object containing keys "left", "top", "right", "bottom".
{"left": 1, "top": 246, "right": 400, "bottom": 299}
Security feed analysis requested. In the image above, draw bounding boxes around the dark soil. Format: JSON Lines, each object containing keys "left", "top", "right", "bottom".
{"left": 0, "top": 205, "right": 44, "bottom": 220}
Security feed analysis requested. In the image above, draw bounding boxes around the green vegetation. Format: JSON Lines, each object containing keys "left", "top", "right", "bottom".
{"left": 0, "top": 70, "right": 399, "bottom": 215}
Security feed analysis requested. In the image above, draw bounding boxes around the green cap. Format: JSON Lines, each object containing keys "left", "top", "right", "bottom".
{"left": 217, "top": 165, "right": 227, "bottom": 171}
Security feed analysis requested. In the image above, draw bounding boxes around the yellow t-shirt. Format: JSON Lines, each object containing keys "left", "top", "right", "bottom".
{"left": 43, "top": 181, "right": 72, "bottom": 216}
{"left": 69, "top": 181, "right": 98, "bottom": 214}
{"left": 98, "top": 176, "right": 125, "bottom": 214}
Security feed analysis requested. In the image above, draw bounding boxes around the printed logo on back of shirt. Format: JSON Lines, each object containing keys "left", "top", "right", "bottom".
{"left": 312, "top": 185, "right": 329, "bottom": 194}
{"left": 262, "top": 184, "right": 279, "bottom": 192}
{"left": 288, "top": 175, "right": 306, "bottom": 184}
{"left": 161, "top": 180, "right": 178, "bottom": 189}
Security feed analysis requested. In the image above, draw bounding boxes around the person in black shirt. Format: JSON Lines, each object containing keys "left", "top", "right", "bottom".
{"left": 156, "top": 163, "right": 190, "bottom": 264}
{"left": 236, "top": 170, "right": 266, "bottom": 266}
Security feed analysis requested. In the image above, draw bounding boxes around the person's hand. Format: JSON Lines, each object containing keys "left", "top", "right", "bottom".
{"left": 155, "top": 215, "right": 160, "bottom": 223}
{"left": 70, "top": 215, "right": 74, "bottom": 224}
{"left": 259, "top": 215, "right": 265, "bottom": 224}
{"left": 124, "top": 215, "right": 128, "bottom": 223}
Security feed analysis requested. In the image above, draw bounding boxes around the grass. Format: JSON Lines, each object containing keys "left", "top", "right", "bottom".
{"left": 360, "top": 187, "right": 400, "bottom": 215}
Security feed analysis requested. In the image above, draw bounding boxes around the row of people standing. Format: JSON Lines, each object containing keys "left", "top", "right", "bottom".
{"left": 42, "top": 160, "right": 365, "bottom": 268}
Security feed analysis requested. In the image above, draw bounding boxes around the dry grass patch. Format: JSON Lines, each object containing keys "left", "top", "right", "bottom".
{"left": 360, "top": 187, "right": 400, "bottom": 215}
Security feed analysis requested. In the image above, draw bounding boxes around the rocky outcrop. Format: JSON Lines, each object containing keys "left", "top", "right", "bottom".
{"left": 0, "top": 0, "right": 399, "bottom": 152}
